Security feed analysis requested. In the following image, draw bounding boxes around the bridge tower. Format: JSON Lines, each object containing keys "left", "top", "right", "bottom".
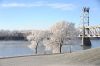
{"left": 81, "top": 7, "right": 91, "bottom": 46}
{"left": 82, "top": 7, "right": 90, "bottom": 34}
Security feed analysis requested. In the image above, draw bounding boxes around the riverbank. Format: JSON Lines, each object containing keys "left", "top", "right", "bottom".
{"left": 0, "top": 47, "right": 100, "bottom": 66}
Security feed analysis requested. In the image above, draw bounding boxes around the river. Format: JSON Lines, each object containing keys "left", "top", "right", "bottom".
{"left": 0, "top": 40, "right": 100, "bottom": 58}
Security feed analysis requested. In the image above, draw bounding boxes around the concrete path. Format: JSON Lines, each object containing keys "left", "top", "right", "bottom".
{"left": 0, "top": 48, "right": 100, "bottom": 66}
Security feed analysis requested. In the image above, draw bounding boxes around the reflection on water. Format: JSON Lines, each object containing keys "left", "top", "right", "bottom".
{"left": 82, "top": 45, "right": 92, "bottom": 50}
{"left": 0, "top": 40, "right": 100, "bottom": 57}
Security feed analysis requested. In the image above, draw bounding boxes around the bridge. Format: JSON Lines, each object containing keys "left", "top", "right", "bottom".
{"left": 79, "top": 25, "right": 100, "bottom": 38}
{"left": 78, "top": 7, "right": 100, "bottom": 39}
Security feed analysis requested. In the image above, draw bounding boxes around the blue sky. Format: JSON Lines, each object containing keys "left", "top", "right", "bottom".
{"left": 0, "top": 0, "right": 100, "bottom": 30}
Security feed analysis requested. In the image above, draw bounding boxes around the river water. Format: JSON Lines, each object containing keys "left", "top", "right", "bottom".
{"left": 0, "top": 40, "right": 100, "bottom": 58}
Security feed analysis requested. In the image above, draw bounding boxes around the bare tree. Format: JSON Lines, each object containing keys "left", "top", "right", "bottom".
{"left": 27, "top": 30, "right": 51, "bottom": 54}
{"left": 27, "top": 21, "right": 79, "bottom": 54}
{"left": 43, "top": 21, "right": 78, "bottom": 53}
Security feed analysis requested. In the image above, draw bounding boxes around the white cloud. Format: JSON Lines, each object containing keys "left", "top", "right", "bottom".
{"left": 0, "top": 1, "right": 76, "bottom": 10}
{"left": 0, "top": 2, "right": 44, "bottom": 7}
{"left": 47, "top": 3, "right": 76, "bottom": 10}
{"left": 1, "top": 3, "right": 26, "bottom": 7}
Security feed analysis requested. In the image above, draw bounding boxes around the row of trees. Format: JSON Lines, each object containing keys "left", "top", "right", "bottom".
{"left": 27, "top": 21, "right": 79, "bottom": 54}
{"left": 0, "top": 30, "right": 26, "bottom": 40}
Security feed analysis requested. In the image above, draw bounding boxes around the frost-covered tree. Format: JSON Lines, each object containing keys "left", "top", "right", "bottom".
{"left": 27, "top": 30, "right": 51, "bottom": 54}
{"left": 43, "top": 21, "right": 78, "bottom": 53}
{"left": 27, "top": 21, "right": 79, "bottom": 54}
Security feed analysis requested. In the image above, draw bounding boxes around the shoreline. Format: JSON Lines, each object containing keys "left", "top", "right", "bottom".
{"left": 0, "top": 47, "right": 100, "bottom": 66}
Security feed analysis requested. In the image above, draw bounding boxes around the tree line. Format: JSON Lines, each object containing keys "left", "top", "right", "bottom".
{"left": 0, "top": 30, "right": 27, "bottom": 40}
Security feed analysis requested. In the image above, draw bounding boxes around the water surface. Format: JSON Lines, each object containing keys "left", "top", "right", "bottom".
{"left": 0, "top": 40, "right": 100, "bottom": 57}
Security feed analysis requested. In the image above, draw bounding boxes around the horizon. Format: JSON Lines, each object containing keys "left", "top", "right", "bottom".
{"left": 0, "top": 0, "right": 100, "bottom": 30}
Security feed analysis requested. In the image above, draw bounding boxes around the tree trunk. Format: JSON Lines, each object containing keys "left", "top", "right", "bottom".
{"left": 60, "top": 40, "right": 63, "bottom": 53}
{"left": 35, "top": 43, "right": 38, "bottom": 54}
{"left": 69, "top": 45, "right": 71, "bottom": 53}
{"left": 60, "top": 44, "right": 62, "bottom": 53}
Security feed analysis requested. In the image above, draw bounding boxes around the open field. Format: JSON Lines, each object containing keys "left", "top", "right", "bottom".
{"left": 0, "top": 47, "right": 100, "bottom": 66}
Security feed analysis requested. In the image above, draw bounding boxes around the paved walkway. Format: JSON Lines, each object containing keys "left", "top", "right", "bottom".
{"left": 0, "top": 48, "right": 100, "bottom": 66}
